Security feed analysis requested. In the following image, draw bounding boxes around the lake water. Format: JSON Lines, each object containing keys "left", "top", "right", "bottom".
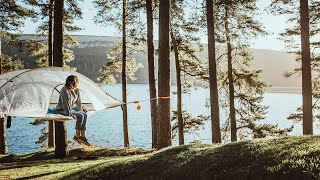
{"left": 6, "top": 84, "right": 307, "bottom": 154}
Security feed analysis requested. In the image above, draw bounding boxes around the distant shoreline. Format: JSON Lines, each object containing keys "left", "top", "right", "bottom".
{"left": 110, "top": 83, "right": 302, "bottom": 94}
{"left": 266, "top": 86, "right": 301, "bottom": 94}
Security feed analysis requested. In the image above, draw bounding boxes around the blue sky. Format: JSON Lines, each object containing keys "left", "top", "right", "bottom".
{"left": 21, "top": 0, "right": 289, "bottom": 51}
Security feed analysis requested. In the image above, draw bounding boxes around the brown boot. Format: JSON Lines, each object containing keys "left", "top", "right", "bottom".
{"left": 79, "top": 130, "right": 91, "bottom": 146}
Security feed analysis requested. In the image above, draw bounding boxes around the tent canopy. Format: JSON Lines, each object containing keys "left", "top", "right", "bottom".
{"left": 0, "top": 67, "right": 122, "bottom": 119}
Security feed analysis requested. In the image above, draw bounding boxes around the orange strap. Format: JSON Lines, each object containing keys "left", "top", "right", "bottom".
{"left": 126, "top": 96, "right": 170, "bottom": 105}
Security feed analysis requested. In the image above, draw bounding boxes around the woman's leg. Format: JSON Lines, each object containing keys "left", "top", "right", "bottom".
{"left": 72, "top": 111, "right": 84, "bottom": 130}
{"left": 80, "top": 112, "right": 88, "bottom": 130}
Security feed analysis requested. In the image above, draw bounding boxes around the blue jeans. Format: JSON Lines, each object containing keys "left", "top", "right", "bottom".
{"left": 71, "top": 110, "right": 88, "bottom": 130}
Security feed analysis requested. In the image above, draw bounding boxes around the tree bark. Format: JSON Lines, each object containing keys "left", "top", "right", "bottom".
{"left": 48, "top": 0, "right": 54, "bottom": 67}
{"left": 0, "top": 37, "right": 2, "bottom": 74}
{"left": 0, "top": 117, "right": 8, "bottom": 154}
{"left": 146, "top": 0, "right": 158, "bottom": 148}
{"left": 171, "top": 31, "right": 184, "bottom": 145}
{"left": 54, "top": 121, "right": 68, "bottom": 158}
{"left": 48, "top": 121, "right": 54, "bottom": 148}
{"left": 53, "top": 0, "right": 64, "bottom": 68}
{"left": 53, "top": 0, "right": 68, "bottom": 158}
{"left": 48, "top": 0, "right": 55, "bottom": 149}
{"left": 122, "top": 0, "right": 129, "bottom": 148}
{"left": 224, "top": 5, "right": 237, "bottom": 142}
{"left": 157, "top": 0, "right": 171, "bottom": 149}
{"left": 300, "top": 0, "right": 313, "bottom": 134}
{"left": 206, "top": 0, "right": 221, "bottom": 143}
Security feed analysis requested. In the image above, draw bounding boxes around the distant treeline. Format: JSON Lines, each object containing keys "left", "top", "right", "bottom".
{"left": 2, "top": 34, "right": 299, "bottom": 87}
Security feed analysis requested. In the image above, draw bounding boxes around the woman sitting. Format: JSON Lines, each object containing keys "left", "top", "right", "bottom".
{"left": 56, "top": 75, "right": 91, "bottom": 146}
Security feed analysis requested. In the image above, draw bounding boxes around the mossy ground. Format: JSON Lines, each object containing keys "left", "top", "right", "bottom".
{"left": 1, "top": 136, "right": 320, "bottom": 179}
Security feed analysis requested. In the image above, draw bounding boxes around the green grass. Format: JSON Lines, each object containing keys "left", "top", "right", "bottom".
{"left": 1, "top": 136, "right": 320, "bottom": 179}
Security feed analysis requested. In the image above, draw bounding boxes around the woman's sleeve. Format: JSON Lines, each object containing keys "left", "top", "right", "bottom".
{"left": 61, "top": 88, "right": 72, "bottom": 116}
{"left": 76, "top": 89, "right": 82, "bottom": 111}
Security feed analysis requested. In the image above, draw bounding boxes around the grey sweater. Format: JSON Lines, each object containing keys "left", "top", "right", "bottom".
{"left": 56, "top": 85, "right": 82, "bottom": 116}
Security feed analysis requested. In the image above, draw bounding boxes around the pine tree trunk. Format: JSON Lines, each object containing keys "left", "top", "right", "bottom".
{"left": 54, "top": 121, "right": 68, "bottom": 158}
{"left": 157, "top": 0, "right": 171, "bottom": 149}
{"left": 300, "top": 0, "right": 313, "bottom": 134}
{"left": 48, "top": 0, "right": 54, "bottom": 148}
{"left": 48, "top": 121, "right": 54, "bottom": 148}
{"left": 224, "top": 5, "right": 237, "bottom": 142}
{"left": 171, "top": 32, "right": 184, "bottom": 145}
{"left": 0, "top": 37, "right": 2, "bottom": 74}
{"left": 146, "top": 0, "right": 158, "bottom": 148}
{"left": 48, "top": 0, "right": 54, "bottom": 67}
{"left": 122, "top": 0, "right": 129, "bottom": 148}
{"left": 53, "top": 0, "right": 64, "bottom": 68}
{"left": 0, "top": 39, "right": 6, "bottom": 154}
{"left": 0, "top": 117, "right": 8, "bottom": 154}
{"left": 206, "top": 0, "right": 221, "bottom": 143}
{"left": 53, "top": 0, "right": 68, "bottom": 158}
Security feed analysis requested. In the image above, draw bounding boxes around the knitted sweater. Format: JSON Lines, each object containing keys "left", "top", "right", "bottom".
{"left": 56, "top": 85, "right": 82, "bottom": 116}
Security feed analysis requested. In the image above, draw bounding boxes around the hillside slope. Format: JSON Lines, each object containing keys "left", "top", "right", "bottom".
{"left": 0, "top": 136, "right": 320, "bottom": 179}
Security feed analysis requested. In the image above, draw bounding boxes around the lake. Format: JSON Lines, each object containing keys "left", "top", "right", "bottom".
{"left": 6, "top": 84, "right": 306, "bottom": 154}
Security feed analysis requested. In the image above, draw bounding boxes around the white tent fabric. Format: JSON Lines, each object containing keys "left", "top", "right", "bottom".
{"left": 0, "top": 67, "right": 122, "bottom": 118}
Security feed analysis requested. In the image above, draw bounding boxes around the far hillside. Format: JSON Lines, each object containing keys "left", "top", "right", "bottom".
{"left": 2, "top": 35, "right": 300, "bottom": 89}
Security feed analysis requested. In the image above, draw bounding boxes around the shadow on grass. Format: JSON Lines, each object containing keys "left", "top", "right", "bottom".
{"left": 15, "top": 170, "right": 65, "bottom": 180}
{"left": 0, "top": 147, "right": 153, "bottom": 163}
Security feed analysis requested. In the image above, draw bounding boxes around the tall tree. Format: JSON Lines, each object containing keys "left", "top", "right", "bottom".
{"left": 48, "top": 0, "right": 54, "bottom": 67}
{"left": 300, "top": 0, "right": 313, "bottom": 134}
{"left": 270, "top": 0, "right": 318, "bottom": 134}
{"left": 94, "top": 0, "right": 145, "bottom": 148}
{"left": 146, "top": 0, "right": 158, "bottom": 148}
{"left": 169, "top": 0, "right": 220, "bottom": 144}
{"left": 53, "top": 0, "right": 68, "bottom": 158}
{"left": 171, "top": 30, "right": 184, "bottom": 145}
{"left": 48, "top": 0, "right": 54, "bottom": 148}
{"left": 223, "top": 4, "right": 237, "bottom": 142}
{"left": 206, "top": 0, "right": 221, "bottom": 143}
{"left": 122, "top": 0, "right": 130, "bottom": 148}
{"left": 157, "top": 0, "right": 171, "bottom": 148}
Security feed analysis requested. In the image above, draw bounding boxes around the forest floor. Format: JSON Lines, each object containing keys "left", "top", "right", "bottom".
{"left": 1, "top": 136, "right": 320, "bottom": 179}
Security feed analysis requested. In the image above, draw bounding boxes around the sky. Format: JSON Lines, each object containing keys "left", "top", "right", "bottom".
{"left": 21, "top": 0, "right": 290, "bottom": 51}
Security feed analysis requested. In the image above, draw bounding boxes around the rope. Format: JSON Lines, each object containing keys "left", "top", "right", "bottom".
{"left": 127, "top": 96, "right": 170, "bottom": 104}
{"left": 122, "top": 96, "right": 170, "bottom": 110}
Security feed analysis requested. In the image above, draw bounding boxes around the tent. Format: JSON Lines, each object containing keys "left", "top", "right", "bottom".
{"left": 0, "top": 67, "right": 122, "bottom": 120}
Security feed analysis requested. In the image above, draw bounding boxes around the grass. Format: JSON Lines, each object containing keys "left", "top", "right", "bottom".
{"left": 1, "top": 136, "right": 320, "bottom": 179}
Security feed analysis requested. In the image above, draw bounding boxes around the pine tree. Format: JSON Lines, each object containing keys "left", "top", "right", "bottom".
{"left": 271, "top": 0, "right": 317, "bottom": 134}
{"left": 300, "top": 0, "right": 313, "bottom": 134}
{"left": 157, "top": 0, "right": 171, "bottom": 148}
{"left": 122, "top": 0, "right": 130, "bottom": 148}
{"left": 206, "top": 0, "right": 221, "bottom": 143}
{"left": 53, "top": 0, "right": 68, "bottom": 159}
{"left": 94, "top": 0, "right": 145, "bottom": 148}
{"left": 146, "top": 0, "right": 158, "bottom": 149}
{"left": 179, "top": 0, "right": 292, "bottom": 141}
